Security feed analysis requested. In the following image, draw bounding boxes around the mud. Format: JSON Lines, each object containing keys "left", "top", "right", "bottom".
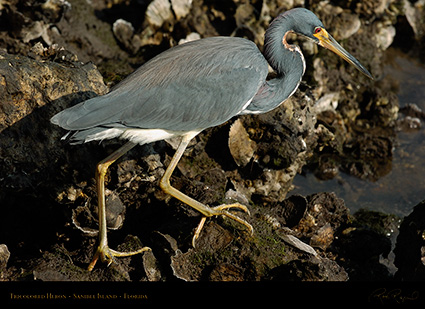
{"left": 0, "top": 0, "right": 424, "bottom": 283}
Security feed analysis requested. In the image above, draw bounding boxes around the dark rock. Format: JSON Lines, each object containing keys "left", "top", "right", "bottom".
{"left": 272, "top": 194, "right": 308, "bottom": 228}
{"left": 208, "top": 263, "right": 245, "bottom": 281}
{"left": 394, "top": 200, "right": 425, "bottom": 280}
{"left": 142, "top": 250, "right": 162, "bottom": 281}
{"left": 294, "top": 192, "right": 350, "bottom": 241}
{"left": 266, "top": 257, "right": 348, "bottom": 281}
{"left": 332, "top": 209, "right": 399, "bottom": 280}
{"left": 105, "top": 191, "right": 126, "bottom": 230}
{"left": 0, "top": 48, "right": 107, "bottom": 190}
{"left": 0, "top": 48, "right": 108, "bottom": 277}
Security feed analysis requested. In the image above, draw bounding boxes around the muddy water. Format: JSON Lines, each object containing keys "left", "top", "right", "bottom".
{"left": 291, "top": 47, "right": 425, "bottom": 217}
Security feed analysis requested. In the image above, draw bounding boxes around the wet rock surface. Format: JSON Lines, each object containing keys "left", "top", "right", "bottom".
{"left": 0, "top": 0, "right": 424, "bottom": 282}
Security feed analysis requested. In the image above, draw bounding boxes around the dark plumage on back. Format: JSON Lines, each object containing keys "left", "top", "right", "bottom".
{"left": 51, "top": 37, "right": 268, "bottom": 144}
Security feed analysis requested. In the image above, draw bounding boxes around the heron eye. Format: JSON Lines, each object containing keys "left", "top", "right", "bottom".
{"left": 314, "top": 27, "right": 322, "bottom": 34}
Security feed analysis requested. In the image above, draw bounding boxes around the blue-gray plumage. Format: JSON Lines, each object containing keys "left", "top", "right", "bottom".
{"left": 51, "top": 8, "right": 373, "bottom": 270}
{"left": 52, "top": 37, "right": 268, "bottom": 144}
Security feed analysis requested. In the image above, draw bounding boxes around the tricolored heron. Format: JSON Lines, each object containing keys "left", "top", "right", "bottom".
{"left": 51, "top": 8, "right": 373, "bottom": 270}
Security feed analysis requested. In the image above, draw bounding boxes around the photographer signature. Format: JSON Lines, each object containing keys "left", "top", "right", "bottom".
{"left": 369, "top": 288, "right": 419, "bottom": 304}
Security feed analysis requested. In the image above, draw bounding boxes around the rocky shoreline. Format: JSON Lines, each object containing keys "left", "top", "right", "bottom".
{"left": 0, "top": 0, "right": 424, "bottom": 282}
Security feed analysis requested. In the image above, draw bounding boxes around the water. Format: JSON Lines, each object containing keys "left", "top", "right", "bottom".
{"left": 290, "top": 48, "right": 425, "bottom": 217}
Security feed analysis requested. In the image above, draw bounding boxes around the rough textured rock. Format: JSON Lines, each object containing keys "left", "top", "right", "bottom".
{"left": 0, "top": 47, "right": 107, "bottom": 187}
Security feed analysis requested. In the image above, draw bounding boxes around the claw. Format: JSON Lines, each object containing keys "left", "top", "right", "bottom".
{"left": 88, "top": 244, "right": 151, "bottom": 271}
{"left": 192, "top": 203, "right": 254, "bottom": 247}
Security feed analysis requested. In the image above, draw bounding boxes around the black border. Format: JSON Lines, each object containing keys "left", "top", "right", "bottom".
{"left": 1, "top": 281, "right": 424, "bottom": 306}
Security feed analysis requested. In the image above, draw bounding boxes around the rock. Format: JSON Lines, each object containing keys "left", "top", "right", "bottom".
{"left": 236, "top": 91, "right": 315, "bottom": 202}
{"left": 374, "top": 22, "right": 396, "bottom": 50}
{"left": 404, "top": 0, "right": 425, "bottom": 41}
{"left": 397, "top": 103, "right": 425, "bottom": 132}
{"left": 313, "top": 92, "right": 339, "bottom": 113}
{"left": 229, "top": 119, "right": 257, "bottom": 167}
{"left": 0, "top": 47, "right": 112, "bottom": 281}
{"left": 71, "top": 204, "right": 98, "bottom": 236}
{"left": 33, "top": 269, "right": 71, "bottom": 281}
{"left": 234, "top": 2, "right": 255, "bottom": 28}
{"left": 295, "top": 192, "right": 350, "bottom": 241}
{"left": 208, "top": 263, "right": 245, "bottom": 281}
{"left": 310, "top": 223, "right": 334, "bottom": 250}
{"left": 169, "top": 192, "right": 354, "bottom": 281}
{"left": 104, "top": 190, "right": 126, "bottom": 230}
{"left": 224, "top": 188, "right": 250, "bottom": 206}
{"left": 178, "top": 32, "right": 201, "bottom": 44}
{"left": 171, "top": 0, "right": 193, "bottom": 20}
{"left": 314, "top": 2, "right": 361, "bottom": 40}
{"left": 271, "top": 194, "right": 307, "bottom": 228}
{"left": 143, "top": 251, "right": 162, "bottom": 281}
{"left": 0, "top": 48, "right": 107, "bottom": 191}
{"left": 2, "top": 0, "right": 70, "bottom": 46}
{"left": 0, "top": 0, "right": 128, "bottom": 72}
{"left": 170, "top": 249, "right": 197, "bottom": 281}
{"left": 41, "top": 0, "right": 72, "bottom": 22}
{"left": 113, "top": 19, "right": 140, "bottom": 54}
{"left": 146, "top": 0, "right": 173, "bottom": 27}
{"left": 266, "top": 257, "right": 348, "bottom": 281}
{"left": 394, "top": 200, "right": 425, "bottom": 280}
{"left": 21, "top": 20, "right": 51, "bottom": 44}
{"left": 332, "top": 209, "right": 399, "bottom": 280}
{"left": 399, "top": 103, "right": 425, "bottom": 120}
{"left": 0, "top": 244, "right": 10, "bottom": 271}
{"left": 396, "top": 115, "right": 421, "bottom": 132}
{"left": 65, "top": 190, "right": 127, "bottom": 233}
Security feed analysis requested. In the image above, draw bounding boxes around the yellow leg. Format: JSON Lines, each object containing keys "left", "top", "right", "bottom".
{"left": 88, "top": 141, "right": 151, "bottom": 271}
{"left": 159, "top": 134, "right": 254, "bottom": 247}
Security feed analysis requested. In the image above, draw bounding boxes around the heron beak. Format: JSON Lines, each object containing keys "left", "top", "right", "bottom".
{"left": 314, "top": 28, "right": 374, "bottom": 80}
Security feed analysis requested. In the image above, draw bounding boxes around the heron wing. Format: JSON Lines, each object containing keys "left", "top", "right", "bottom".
{"left": 51, "top": 37, "right": 268, "bottom": 132}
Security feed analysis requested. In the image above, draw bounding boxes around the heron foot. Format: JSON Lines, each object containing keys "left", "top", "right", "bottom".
{"left": 88, "top": 244, "right": 151, "bottom": 271}
{"left": 192, "top": 203, "right": 254, "bottom": 247}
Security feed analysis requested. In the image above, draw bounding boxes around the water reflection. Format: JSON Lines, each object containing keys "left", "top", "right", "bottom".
{"left": 291, "top": 47, "right": 425, "bottom": 217}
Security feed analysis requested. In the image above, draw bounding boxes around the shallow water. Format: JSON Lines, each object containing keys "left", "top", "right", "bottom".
{"left": 291, "top": 48, "right": 425, "bottom": 217}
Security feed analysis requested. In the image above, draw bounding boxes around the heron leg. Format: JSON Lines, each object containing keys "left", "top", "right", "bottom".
{"left": 159, "top": 135, "right": 254, "bottom": 247}
{"left": 88, "top": 141, "right": 151, "bottom": 271}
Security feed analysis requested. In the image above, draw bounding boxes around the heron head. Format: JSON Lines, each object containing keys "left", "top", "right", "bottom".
{"left": 288, "top": 8, "right": 373, "bottom": 79}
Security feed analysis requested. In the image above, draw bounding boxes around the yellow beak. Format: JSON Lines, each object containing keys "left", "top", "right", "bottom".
{"left": 314, "top": 28, "right": 374, "bottom": 80}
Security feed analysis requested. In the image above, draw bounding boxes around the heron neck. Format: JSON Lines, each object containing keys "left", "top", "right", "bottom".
{"left": 244, "top": 18, "right": 305, "bottom": 114}
{"left": 263, "top": 12, "right": 306, "bottom": 76}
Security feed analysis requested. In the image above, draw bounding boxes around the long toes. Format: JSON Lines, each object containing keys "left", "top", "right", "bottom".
{"left": 88, "top": 245, "right": 151, "bottom": 271}
{"left": 191, "top": 203, "right": 255, "bottom": 248}
{"left": 109, "top": 247, "right": 151, "bottom": 257}
{"left": 225, "top": 212, "right": 254, "bottom": 235}
{"left": 213, "top": 205, "right": 254, "bottom": 234}
{"left": 88, "top": 246, "right": 114, "bottom": 271}
{"left": 99, "top": 247, "right": 116, "bottom": 266}
{"left": 212, "top": 203, "right": 250, "bottom": 215}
